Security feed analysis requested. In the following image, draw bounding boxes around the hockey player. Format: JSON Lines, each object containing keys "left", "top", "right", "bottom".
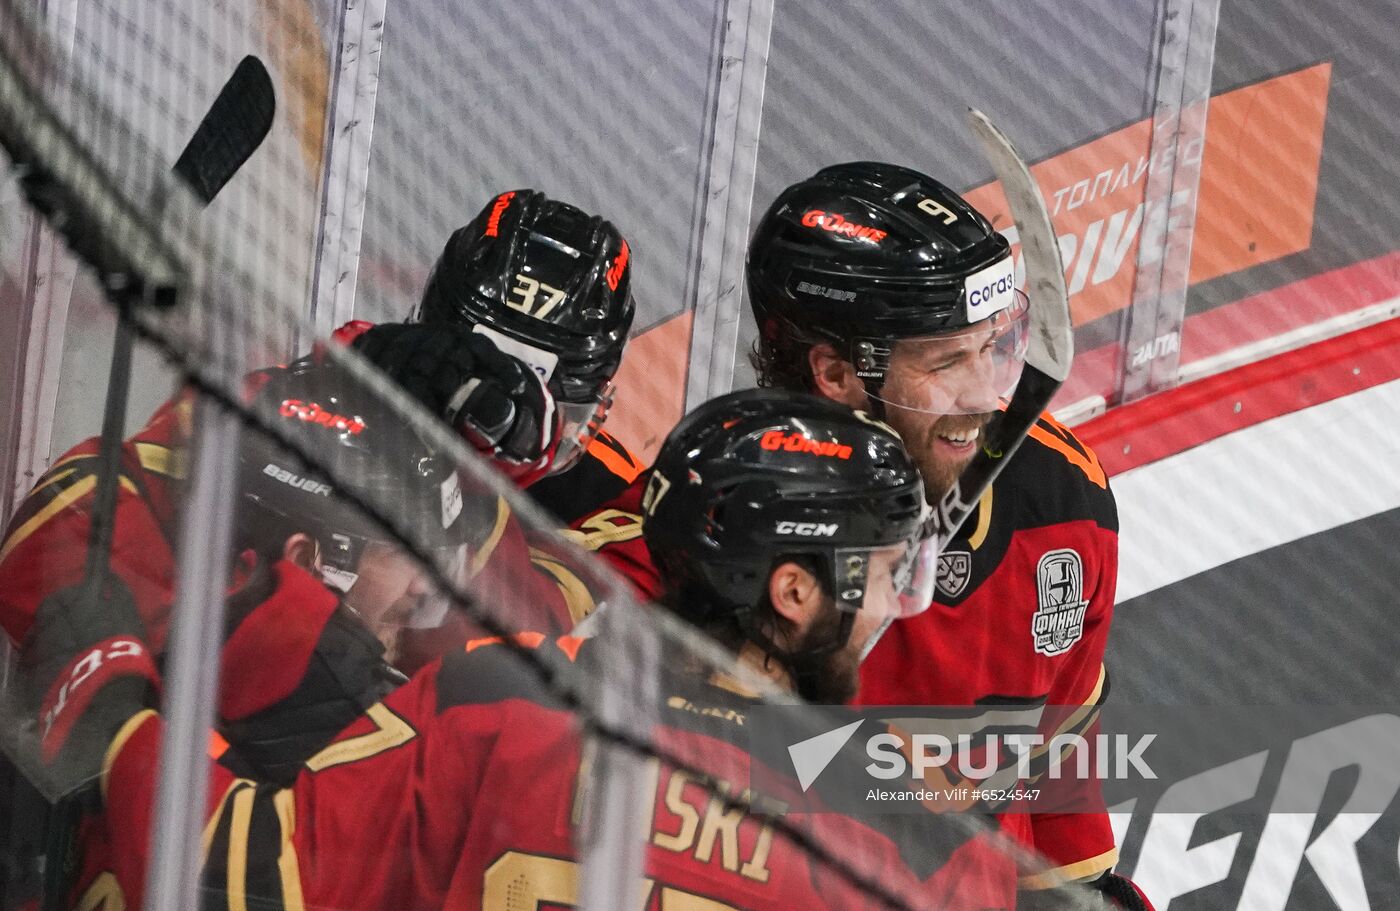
{"left": 15, "top": 359, "right": 510, "bottom": 908}
{"left": 412, "top": 188, "right": 644, "bottom": 520}
{"left": 546, "top": 162, "right": 1147, "bottom": 908}
{"left": 0, "top": 188, "right": 629, "bottom": 669}
{"left": 28, "top": 390, "right": 1018, "bottom": 911}
{"left": 745, "top": 162, "right": 1146, "bottom": 909}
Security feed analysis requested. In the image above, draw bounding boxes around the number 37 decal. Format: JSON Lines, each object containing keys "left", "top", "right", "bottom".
{"left": 508, "top": 273, "right": 566, "bottom": 318}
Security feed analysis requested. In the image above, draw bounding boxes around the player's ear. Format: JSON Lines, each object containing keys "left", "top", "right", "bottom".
{"left": 808, "top": 343, "right": 866, "bottom": 408}
{"left": 283, "top": 532, "right": 321, "bottom": 571}
{"left": 766, "top": 559, "right": 824, "bottom": 638}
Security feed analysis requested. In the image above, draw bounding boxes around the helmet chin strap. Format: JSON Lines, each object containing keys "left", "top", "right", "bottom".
{"left": 862, "top": 389, "right": 887, "bottom": 421}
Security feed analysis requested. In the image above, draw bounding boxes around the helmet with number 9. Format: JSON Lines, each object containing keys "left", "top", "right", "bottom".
{"left": 416, "top": 190, "right": 634, "bottom": 472}
{"left": 746, "top": 161, "right": 1029, "bottom": 418}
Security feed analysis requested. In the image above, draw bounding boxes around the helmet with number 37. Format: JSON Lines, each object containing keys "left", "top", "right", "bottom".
{"left": 416, "top": 189, "right": 635, "bottom": 472}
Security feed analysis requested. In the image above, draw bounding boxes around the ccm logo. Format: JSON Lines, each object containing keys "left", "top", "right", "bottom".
{"left": 967, "top": 272, "right": 1015, "bottom": 308}
{"left": 801, "top": 209, "right": 888, "bottom": 244}
{"left": 279, "top": 399, "right": 365, "bottom": 435}
{"left": 263, "top": 463, "right": 332, "bottom": 497}
{"left": 760, "top": 430, "right": 853, "bottom": 460}
{"left": 775, "top": 521, "right": 838, "bottom": 537}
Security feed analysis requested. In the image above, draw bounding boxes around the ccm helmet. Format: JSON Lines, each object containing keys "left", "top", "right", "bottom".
{"left": 417, "top": 190, "right": 634, "bottom": 471}
{"left": 235, "top": 359, "right": 485, "bottom": 594}
{"left": 642, "top": 388, "right": 935, "bottom": 657}
{"left": 747, "top": 162, "right": 1028, "bottom": 415}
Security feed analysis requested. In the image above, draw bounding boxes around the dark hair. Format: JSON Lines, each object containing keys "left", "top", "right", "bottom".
{"left": 748, "top": 317, "right": 823, "bottom": 394}
{"left": 668, "top": 552, "right": 830, "bottom": 657}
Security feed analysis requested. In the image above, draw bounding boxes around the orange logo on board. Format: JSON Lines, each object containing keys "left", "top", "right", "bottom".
{"left": 962, "top": 62, "right": 1331, "bottom": 328}
{"left": 760, "top": 430, "right": 852, "bottom": 460}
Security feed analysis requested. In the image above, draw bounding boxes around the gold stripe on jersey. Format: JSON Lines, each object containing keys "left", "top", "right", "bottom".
{"left": 529, "top": 548, "right": 597, "bottom": 624}
{"left": 133, "top": 441, "right": 187, "bottom": 479}
{"left": 304, "top": 702, "right": 416, "bottom": 772}
{"left": 1019, "top": 846, "right": 1119, "bottom": 890}
{"left": 42, "top": 451, "right": 99, "bottom": 478}
{"left": 273, "top": 790, "right": 306, "bottom": 911}
{"left": 562, "top": 508, "right": 644, "bottom": 552}
{"left": 100, "top": 709, "right": 158, "bottom": 803}
{"left": 0, "top": 472, "right": 138, "bottom": 564}
{"left": 468, "top": 497, "right": 512, "bottom": 579}
{"left": 0, "top": 474, "right": 98, "bottom": 563}
{"left": 968, "top": 485, "right": 994, "bottom": 550}
{"left": 26, "top": 466, "right": 79, "bottom": 498}
{"left": 227, "top": 785, "right": 257, "bottom": 911}
{"left": 1023, "top": 666, "right": 1109, "bottom": 782}
{"left": 74, "top": 871, "right": 125, "bottom": 911}
{"left": 204, "top": 779, "right": 246, "bottom": 866}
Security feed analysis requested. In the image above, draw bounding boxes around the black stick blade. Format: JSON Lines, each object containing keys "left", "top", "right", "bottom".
{"left": 172, "top": 56, "right": 275, "bottom": 203}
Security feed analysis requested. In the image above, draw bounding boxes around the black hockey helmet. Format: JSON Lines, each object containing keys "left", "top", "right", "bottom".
{"left": 642, "top": 388, "right": 935, "bottom": 657}
{"left": 747, "top": 162, "right": 1029, "bottom": 414}
{"left": 236, "top": 359, "right": 485, "bottom": 594}
{"left": 416, "top": 189, "right": 635, "bottom": 471}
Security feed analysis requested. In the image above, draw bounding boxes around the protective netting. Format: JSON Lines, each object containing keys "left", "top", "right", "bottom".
{"left": 0, "top": 4, "right": 1103, "bottom": 911}
{"left": 9, "top": 2, "right": 1399, "bottom": 910}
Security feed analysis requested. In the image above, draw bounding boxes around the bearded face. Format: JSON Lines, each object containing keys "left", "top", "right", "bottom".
{"left": 864, "top": 331, "right": 1006, "bottom": 503}
{"left": 878, "top": 407, "right": 996, "bottom": 504}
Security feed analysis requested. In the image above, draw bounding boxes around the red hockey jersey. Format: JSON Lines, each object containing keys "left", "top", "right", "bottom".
{"left": 528, "top": 429, "right": 646, "bottom": 525}
{"left": 857, "top": 413, "right": 1120, "bottom": 890}
{"left": 94, "top": 633, "right": 1016, "bottom": 911}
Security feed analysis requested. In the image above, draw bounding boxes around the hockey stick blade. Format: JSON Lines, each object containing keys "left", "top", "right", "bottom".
{"left": 925, "top": 109, "right": 1074, "bottom": 549}
{"left": 172, "top": 55, "right": 275, "bottom": 204}
{"left": 967, "top": 108, "right": 1073, "bottom": 381}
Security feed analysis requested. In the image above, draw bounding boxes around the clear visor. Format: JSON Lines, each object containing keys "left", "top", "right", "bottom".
{"left": 867, "top": 289, "right": 1030, "bottom": 416}
{"left": 550, "top": 382, "right": 615, "bottom": 475}
{"left": 893, "top": 534, "right": 939, "bottom": 619}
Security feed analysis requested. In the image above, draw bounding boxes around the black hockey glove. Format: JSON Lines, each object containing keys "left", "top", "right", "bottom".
{"left": 1090, "top": 871, "right": 1157, "bottom": 910}
{"left": 21, "top": 578, "right": 159, "bottom": 789}
{"left": 352, "top": 322, "right": 561, "bottom": 486}
{"left": 217, "top": 561, "right": 405, "bottom": 786}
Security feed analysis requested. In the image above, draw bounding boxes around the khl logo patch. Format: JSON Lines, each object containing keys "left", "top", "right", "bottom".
{"left": 936, "top": 550, "right": 972, "bottom": 600}
{"left": 1032, "top": 548, "right": 1088, "bottom": 656}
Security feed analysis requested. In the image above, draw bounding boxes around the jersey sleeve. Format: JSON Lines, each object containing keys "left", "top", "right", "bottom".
{"left": 1023, "top": 419, "right": 1121, "bottom": 888}
{"left": 0, "top": 396, "right": 190, "bottom": 651}
{"left": 560, "top": 472, "right": 664, "bottom": 603}
{"left": 527, "top": 429, "right": 645, "bottom": 525}
{"left": 98, "top": 653, "right": 522, "bottom": 911}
